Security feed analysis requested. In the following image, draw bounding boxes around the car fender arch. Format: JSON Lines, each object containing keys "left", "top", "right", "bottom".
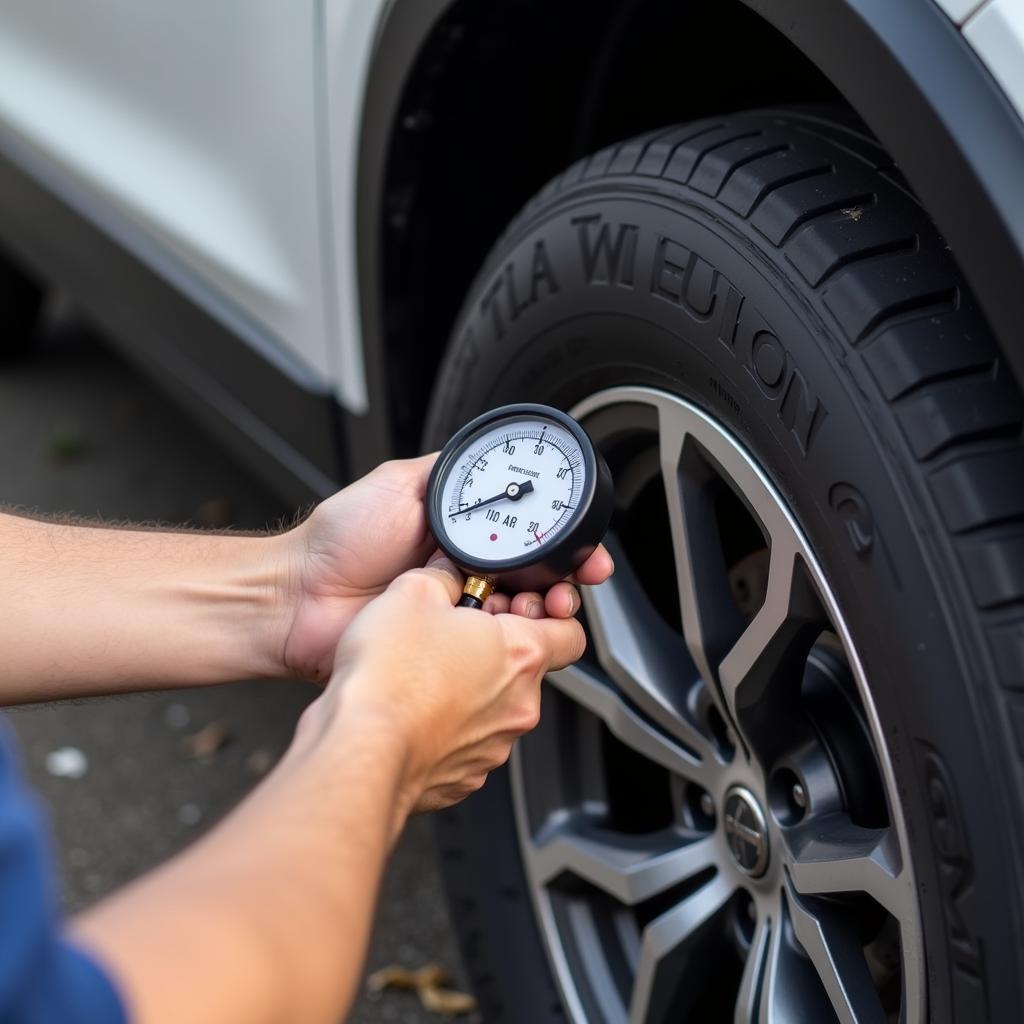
{"left": 356, "top": 0, "right": 1024, "bottom": 464}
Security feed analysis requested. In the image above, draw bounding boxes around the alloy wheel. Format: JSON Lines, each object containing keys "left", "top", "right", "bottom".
{"left": 510, "top": 386, "right": 923, "bottom": 1023}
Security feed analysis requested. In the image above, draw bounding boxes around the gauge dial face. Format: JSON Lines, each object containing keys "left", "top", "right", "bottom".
{"left": 438, "top": 416, "right": 586, "bottom": 564}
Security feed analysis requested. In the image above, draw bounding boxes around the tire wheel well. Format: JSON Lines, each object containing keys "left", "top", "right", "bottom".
{"left": 380, "top": 0, "right": 843, "bottom": 453}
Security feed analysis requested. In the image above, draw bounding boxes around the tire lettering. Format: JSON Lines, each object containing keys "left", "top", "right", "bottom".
{"left": 826, "top": 482, "right": 902, "bottom": 588}
{"left": 732, "top": 302, "right": 827, "bottom": 456}
{"left": 529, "top": 238, "right": 560, "bottom": 303}
{"left": 651, "top": 236, "right": 720, "bottom": 321}
{"left": 467, "top": 223, "right": 832, "bottom": 462}
{"left": 480, "top": 240, "right": 559, "bottom": 340}
{"left": 708, "top": 376, "right": 741, "bottom": 417}
{"left": 716, "top": 283, "right": 745, "bottom": 351}
{"left": 750, "top": 329, "right": 786, "bottom": 393}
{"left": 779, "top": 366, "right": 827, "bottom": 457}
{"left": 918, "top": 742, "right": 990, "bottom": 1016}
{"left": 828, "top": 482, "right": 874, "bottom": 555}
{"left": 648, "top": 232, "right": 826, "bottom": 456}
{"left": 572, "top": 214, "right": 638, "bottom": 287}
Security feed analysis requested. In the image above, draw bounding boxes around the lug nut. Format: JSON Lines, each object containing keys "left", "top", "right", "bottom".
{"left": 791, "top": 782, "right": 807, "bottom": 810}
{"left": 699, "top": 792, "right": 715, "bottom": 818}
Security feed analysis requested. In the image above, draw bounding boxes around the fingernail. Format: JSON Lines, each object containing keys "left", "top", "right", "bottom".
{"left": 567, "top": 591, "right": 578, "bottom": 615}
{"left": 526, "top": 600, "right": 543, "bottom": 619}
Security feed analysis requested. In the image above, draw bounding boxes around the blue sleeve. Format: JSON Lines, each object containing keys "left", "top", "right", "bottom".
{"left": 0, "top": 722, "right": 127, "bottom": 1024}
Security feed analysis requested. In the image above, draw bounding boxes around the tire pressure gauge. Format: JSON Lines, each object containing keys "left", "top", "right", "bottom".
{"left": 427, "top": 404, "right": 614, "bottom": 608}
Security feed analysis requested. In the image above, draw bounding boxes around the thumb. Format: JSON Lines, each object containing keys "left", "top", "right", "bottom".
{"left": 411, "top": 550, "right": 465, "bottom": 605}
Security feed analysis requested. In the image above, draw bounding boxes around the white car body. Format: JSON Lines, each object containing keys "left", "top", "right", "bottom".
{"left": 0, "top": 0, "right": 386, "bottom": 413}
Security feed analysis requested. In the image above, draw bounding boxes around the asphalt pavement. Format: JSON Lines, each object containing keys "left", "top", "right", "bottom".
{"left": 0, "top": 310, "right": 468, "bottom": 1023}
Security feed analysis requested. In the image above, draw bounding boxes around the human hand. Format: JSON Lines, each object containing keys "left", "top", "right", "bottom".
{"left": 276, "top": 456, "right": 612, "bottom": 682}
{"left": 308, "top": 555, "right": 587, "bottom": 818}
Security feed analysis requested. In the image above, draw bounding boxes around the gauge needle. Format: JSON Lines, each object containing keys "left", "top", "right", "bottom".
{"left": 452, "top": 480, "right": 534, "bottom": 517}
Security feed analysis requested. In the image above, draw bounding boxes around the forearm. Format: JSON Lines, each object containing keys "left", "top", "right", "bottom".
{"left": 73, "top": 699, "right": 406, "bottom": 1024}
{"left": 0, "top": 512, "right": 292, "bottom": 701}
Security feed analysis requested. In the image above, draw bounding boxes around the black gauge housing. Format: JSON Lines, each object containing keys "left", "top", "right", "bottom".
{"left": 427, "top": 403, "right": 614, "bottom": 593}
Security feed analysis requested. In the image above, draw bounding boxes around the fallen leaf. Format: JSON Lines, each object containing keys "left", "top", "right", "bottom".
{"left": 366, "top": 964, "right": 476, "bottom": 1017}
{"left": 180, "top": 721, "right": 231, "bottom": 759}
{"left": 420, "top": 986, "right": 477, "bottom": 1015}
{"left": 411, "top": 965, "right": 449, "bottom": 988}
{"left": 367, "top": 966, "right": 418, "bottom": 992}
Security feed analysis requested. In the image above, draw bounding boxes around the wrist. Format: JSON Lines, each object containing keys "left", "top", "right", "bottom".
{"left": 284, "top": 680, "right": 417, "bottom": 836}
{"left": 258, "top": 528, "right": 306, "bottom": 678}
{"left": 184, "top": 529, "right": 300, "bottom": 682}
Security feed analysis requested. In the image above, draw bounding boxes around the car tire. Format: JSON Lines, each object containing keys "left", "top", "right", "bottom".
{"left": 425, "top": 109, "right": 1024, "bottom": 1023}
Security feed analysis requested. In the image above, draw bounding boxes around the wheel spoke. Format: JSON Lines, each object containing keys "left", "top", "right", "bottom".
{"left": 718, "top": 541, "right": 823, "bottom": 728}
{"left": 546, "top": 662, "right": 713, "bottom": 786}
{"left": 628, "top": 872, "right": 734, "bottom": 1024}
{"left": 756, "top": 901, "right": 837, "bottom": 1024}
{"left": 657, "top": 403, "right": 745, "bottom": 696}
{"left": 734, "top": 916, "right": 771, "bottom": 1024}
{"left": 757, "top": 914, "right": 785, "bottom": 1024}
{"left": 785, "top": 878, "right": 888, "bottom": 1024}
{"left": 530, "top": 817, "right": 717, "bottom": 906}
{"left": 784, "top": 815, "right": 907, "bottom": 919}
{"left": 583, "top": 534, "right": 716, "bottom": 763}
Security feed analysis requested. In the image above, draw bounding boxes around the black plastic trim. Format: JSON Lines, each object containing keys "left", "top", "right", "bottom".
{"left": 353, "top": 0, "right": 452, "bottom": 473}
{"left": 0, "top": 149, "right": 344, "bottom": 505}
{"left": 741, "top": 0, "right": 1024, "bottom": 385}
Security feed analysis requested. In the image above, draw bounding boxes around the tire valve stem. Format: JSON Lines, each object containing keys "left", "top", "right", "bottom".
{"left": 458, "top": 575, "right": 496, "bottom": 610}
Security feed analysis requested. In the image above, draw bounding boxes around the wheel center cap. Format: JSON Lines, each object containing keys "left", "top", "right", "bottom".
{"left": 723, "top": 786, "right": 770, "bottom": 878}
